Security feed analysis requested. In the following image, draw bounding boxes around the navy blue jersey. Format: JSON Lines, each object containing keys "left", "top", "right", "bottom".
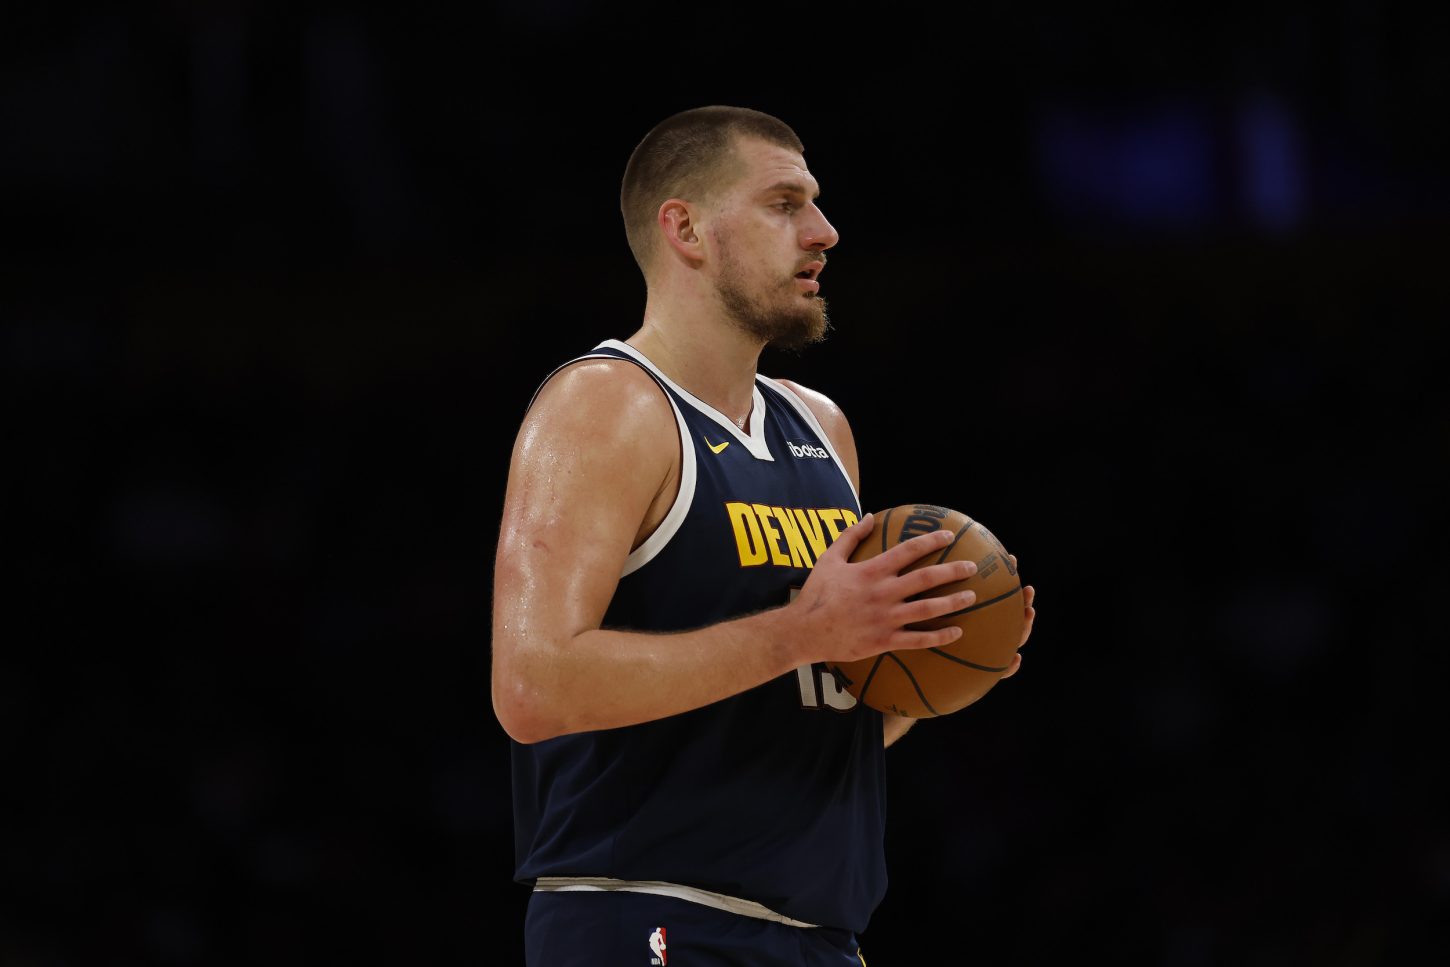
{"left": 511, "top": 339, "right": 886, "bottom": 933}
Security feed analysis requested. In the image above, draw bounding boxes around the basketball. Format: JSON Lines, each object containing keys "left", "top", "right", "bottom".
{"left": 829, "top": 504, "right": 1024, "bottom": 717}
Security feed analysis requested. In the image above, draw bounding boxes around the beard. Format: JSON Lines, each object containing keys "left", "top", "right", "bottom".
{"left": 714, "top": 249, "right": 831, "bottom": 352}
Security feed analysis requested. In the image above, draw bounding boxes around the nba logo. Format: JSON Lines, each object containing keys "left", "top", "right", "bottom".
{"left": 648, "top": 926, "right": 667, "bottom": 965}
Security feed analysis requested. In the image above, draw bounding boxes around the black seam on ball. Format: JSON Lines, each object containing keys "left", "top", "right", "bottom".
{"left": 938, "top": 585, "right": 1022, "bottom": 621}
{"left": 926, "top": 648, "right": 1012, "bottom": 674}
{"left": 885, "top": 652, "right": 939, "bottom": 717}
{"left": 858, "top": 654, "right": 886, "bottom": 707}
{"left": 934, "top": 518, "right": 975, "bottom": 565}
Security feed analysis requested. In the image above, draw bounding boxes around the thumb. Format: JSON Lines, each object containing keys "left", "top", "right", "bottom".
{"left": 822, "top": 512, "right": 874, "bottom": 562}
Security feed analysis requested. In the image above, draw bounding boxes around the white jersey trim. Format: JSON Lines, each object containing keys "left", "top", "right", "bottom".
{"left": 621, "top": 374, "right": 696, "bottom": 577}
{"left": 532, "top": 876, "right": 820, "bottom": 928}
{"left": 755, "top": 375, "right": 861, "bottom": 506}
{"left": 597, "top": 339, "right": 775, "bottom": 462}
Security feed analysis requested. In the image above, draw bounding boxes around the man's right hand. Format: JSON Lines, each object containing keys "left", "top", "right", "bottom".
{"left": 785, "top": 513, "right": 979, "bottom": 666}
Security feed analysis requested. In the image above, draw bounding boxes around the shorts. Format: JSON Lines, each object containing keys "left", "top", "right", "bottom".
{"left": 525, "top": 889, "right": 866, "bottom": 966}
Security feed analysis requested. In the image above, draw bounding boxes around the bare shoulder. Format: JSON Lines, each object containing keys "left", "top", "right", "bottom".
{"left": 525, "top": 356, "right": 674, "bottom": 440}
{"left": 505, "top": 355, "right": 678, "bottom": 556}
{"left": 505, "top": 355, "right": 677, "bottom": 518}
{"left": 772, "top": 378, "right": 852, "bottom": 439}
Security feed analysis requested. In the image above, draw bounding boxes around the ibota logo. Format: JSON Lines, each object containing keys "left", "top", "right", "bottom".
{"left": 787, "top": 441, "right": 830, "bottom": 459}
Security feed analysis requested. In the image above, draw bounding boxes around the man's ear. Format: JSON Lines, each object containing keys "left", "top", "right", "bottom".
{"left": 658, "top": 199, "right": 704, "bottom": 263}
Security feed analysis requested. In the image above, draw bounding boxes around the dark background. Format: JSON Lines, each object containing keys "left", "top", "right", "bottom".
{"left": 5, "top": 4, "right": 1448, "bottom": 964}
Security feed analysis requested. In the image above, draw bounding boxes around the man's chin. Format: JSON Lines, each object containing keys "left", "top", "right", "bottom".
{"left": 768, "top": 302, "right": 831, "bottom": 352}
{"left": 717, "top": 279, "right": 830, "bottom": 350}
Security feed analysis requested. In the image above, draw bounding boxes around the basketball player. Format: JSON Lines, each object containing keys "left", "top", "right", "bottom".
{"left": 493, "top": 106, "right": 1036, "bottom": 966}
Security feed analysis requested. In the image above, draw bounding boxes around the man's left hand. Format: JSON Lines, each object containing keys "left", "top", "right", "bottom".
{"left": 999, "top": 556, "right": 1035, "bottom": 681}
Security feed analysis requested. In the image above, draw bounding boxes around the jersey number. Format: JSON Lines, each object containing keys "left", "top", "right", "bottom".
{"left": 786, "top": 587, "right": 857, "bottom": 710}
{"left": 796, "top": 663, "right": 857, "bottom": 711}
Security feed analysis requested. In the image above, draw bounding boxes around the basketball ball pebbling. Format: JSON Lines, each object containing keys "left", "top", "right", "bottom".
{"left": 829, "top": 504, "right": 1024, "bottom": 718}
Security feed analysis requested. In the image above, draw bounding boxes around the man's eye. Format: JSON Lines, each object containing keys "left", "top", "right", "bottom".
{"left": 776, "top": 202, "right": 796, "bottom": 212}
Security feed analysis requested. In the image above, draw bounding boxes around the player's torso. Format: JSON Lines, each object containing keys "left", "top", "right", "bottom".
{"left": 513, "top": 338, "right": 887, "bottom": 933}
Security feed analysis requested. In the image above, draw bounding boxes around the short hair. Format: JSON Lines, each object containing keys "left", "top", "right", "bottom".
{"left": 620, "top": 106, "right": 804, "bottom": 274}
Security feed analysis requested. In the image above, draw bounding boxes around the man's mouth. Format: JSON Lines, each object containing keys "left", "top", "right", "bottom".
{"left": 794, "top": 261, "right": 824, "bottom": 294}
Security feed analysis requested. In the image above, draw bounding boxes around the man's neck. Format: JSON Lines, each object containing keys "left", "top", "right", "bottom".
{"left": 627, "top": 312, "right": 764, "bottom": 430}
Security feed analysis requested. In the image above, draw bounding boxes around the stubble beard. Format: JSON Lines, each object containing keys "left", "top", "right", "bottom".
{"left": 715, "top": 249, "right": 832, "bottom": 353}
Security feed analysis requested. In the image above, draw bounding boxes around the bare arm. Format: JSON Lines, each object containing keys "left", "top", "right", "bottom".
{"left": 491, "top": 362, "right": 979, "bottom": 744}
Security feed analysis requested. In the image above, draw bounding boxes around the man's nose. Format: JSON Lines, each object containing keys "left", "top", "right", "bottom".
{"left": 801, "top": 207, "right": 840, "bottom": 251}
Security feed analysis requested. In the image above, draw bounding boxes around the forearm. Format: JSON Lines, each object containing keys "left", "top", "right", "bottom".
{"left": 883, "top": 714, "right": 916, "bottom": 747}
{"left": 493, "top": 511, "right": 975, "bottom": 744}
{"left": 494, "top": 607, "right": 807, "bottom": 743}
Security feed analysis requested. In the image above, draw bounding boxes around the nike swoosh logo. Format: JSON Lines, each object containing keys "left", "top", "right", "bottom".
{"left": 705, "top": 438, "right": 730, "bottom": 454}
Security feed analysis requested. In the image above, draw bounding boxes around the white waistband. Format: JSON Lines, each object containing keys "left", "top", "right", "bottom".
{"left": 531, "top": 877, "right": 820, "bottom": 929}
